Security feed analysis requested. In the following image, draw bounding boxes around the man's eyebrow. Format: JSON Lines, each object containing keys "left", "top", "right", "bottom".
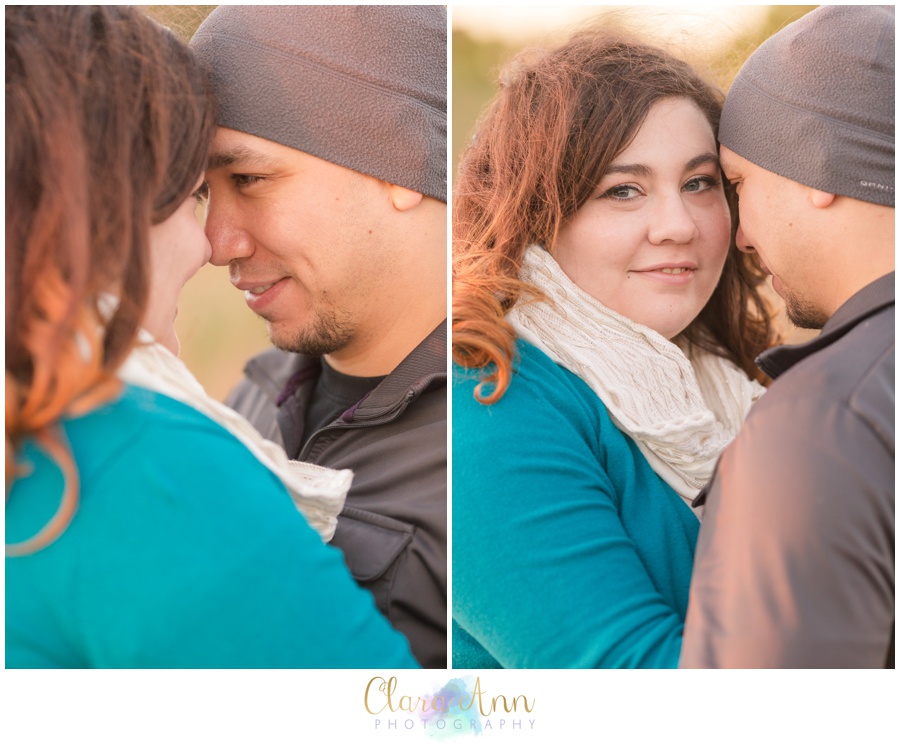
{"left": 605, "top": 152, "right": 720, "bottom": 178}
{"left": 206, "top": 146, "right": 279, "bottom": 171}
{"left": 717, "top": 155, "right": 737, "bottom": 178}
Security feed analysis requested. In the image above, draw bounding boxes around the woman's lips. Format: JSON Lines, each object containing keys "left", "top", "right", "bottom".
{"left": 631, "top": 266, "right": 696, "bottom": 284}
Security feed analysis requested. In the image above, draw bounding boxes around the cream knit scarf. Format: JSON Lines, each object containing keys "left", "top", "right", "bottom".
{"left": 116, "top": 330, "right": 351, "bottom": 542}
{"left": 506, "top": 245, "right": 764, "bottom": 507}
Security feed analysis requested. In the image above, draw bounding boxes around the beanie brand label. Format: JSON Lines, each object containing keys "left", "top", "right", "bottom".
{"left": 860, "top": 180, "right": 893, "bottom": 193}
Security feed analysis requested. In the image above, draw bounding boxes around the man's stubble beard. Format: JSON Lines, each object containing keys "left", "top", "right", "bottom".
{"left": 782, "top": 289, "right": 828, "bottom": 331}
{"left": 267, "top": 305, "right": 356, "bottom": 357}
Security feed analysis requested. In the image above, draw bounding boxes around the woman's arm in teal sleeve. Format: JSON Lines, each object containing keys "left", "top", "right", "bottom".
{"left": 77, "top": 417, "right": 418, "bottom": 669}
{"left": 453, "top": 364, "right": 685, "bottom": 668}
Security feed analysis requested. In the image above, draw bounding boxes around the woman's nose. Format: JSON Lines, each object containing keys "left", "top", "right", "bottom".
{"left": 648, "top": 195, "right": 699, "bottom": 246}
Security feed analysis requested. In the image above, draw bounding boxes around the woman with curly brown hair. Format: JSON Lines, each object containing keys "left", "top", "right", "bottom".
{"left": 5, "top": 5, "right": 416, "bottom": 668}
{"left": 452, "top": 31, "right": 777, "bottom": 668}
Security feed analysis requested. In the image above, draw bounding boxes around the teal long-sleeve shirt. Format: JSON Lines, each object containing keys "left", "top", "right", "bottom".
{"left": 452, "top": 340, "right": 699, "bottom": 668}
{"left": 6, "top": 386, "right": 417, "bottom": 669}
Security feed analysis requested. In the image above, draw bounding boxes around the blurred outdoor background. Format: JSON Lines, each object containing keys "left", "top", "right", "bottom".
{"left": 452, "top": 5, "right": 818, "bottom": 171}
{"left": 145, "top": 5, "right": 818, "bottom": 401}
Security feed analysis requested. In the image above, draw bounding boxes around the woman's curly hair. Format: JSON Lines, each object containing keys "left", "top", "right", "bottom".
{"left": 5, "top": 5, "right": 216, "bottom": 554}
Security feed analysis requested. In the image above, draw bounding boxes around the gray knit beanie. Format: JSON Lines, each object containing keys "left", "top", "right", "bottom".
{"left": 719, "top": 5, "right": 894, "bottom": 207}
{"left": 191, "top": 5, "right": 446, "bottom": 202}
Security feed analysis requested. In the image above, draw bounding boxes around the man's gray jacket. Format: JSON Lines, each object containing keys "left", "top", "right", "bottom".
{"left": 227, "top": 322, "right": 447, "bottom": 668}
{"left": 681, "top": 273, "right": 894, "bottom": 668}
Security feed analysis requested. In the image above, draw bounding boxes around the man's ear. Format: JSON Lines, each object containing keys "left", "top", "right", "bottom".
{"left": 388, "top": 184, "right": 424, "bottom": 211}
{"left": 810, "top": 189, "right": 837, "bottom": 209}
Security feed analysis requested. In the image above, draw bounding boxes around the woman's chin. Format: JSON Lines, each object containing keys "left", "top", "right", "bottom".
{"left": 165, "top": 332, "right": 181, "bottom": 356}
{"left": 150, "top": 326, "right": 180, "bottom": 356}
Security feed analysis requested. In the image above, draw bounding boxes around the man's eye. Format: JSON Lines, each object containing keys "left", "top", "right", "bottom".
{"left": 193, "top": 182, "right": 209, "bottom": 203}
{"left": 232, "top": 174, "right": 263, "bottom": 189}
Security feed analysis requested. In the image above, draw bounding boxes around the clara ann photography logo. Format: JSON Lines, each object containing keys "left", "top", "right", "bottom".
{"left": 365, "top": 675, "right": 536, "bottom": 739}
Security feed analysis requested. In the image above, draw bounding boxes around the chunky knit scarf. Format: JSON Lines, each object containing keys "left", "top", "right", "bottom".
{"left": 506, "top": 245, "right": 764, "bottom": 506}
{"left": 117, "top": 332, "right": 351, "bottom": 542}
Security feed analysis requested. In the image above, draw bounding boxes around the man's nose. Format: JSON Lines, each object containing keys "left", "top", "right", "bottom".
{"left": 735, "top": 225, "right": 754, "bottom": 254}
{"left": 204, "top": 195, "right": 253, "bottom": 267}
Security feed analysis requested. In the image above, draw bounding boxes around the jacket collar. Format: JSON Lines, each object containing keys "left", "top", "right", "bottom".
{"left": 347, "top": 320, "right": 447, "bottom": 420}
{"left": 757, "top": 272, "right": 895, "bottom": 380}
{"left": 244, "top": 320, "right": 447, "bottom": 413}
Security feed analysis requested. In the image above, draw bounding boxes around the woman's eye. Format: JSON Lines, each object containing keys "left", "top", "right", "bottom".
{"left": 683, "top": 175, "right": 720, "bottom": 193}
{"left": 601, "top": 184, "right": 641, "bottom": 201}
{"left": 193, "top": 182, "right": 209, "bottom": 203}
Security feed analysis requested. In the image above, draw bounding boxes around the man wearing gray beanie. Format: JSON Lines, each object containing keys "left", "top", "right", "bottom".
{"left": 191, "top": 6, "right": 447, "bottom": 668}
{"left": 681, "top": 5, "right": 894, "bottom": 669}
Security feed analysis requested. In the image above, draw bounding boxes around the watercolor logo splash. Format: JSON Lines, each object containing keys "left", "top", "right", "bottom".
{"left": 418, "top": 677, "right": 483, "bottom": 739}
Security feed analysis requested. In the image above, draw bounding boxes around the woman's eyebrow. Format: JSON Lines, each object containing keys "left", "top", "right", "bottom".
{"left": 605, "top": 152, "right": 720, "bottom": 178}
{"left": 686, "top": 152, "right": 720, "bottom": 171}
{"left": 606, "top": 162, "right": 651, "bottom": 177}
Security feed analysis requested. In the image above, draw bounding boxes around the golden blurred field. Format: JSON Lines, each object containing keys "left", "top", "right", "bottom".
{"left": 175, "top": 261, "right": 271, "bottom": 402}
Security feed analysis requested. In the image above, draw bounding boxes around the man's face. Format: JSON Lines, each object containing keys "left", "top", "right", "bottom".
{"left": 719, "top": 145, "right": 829, "bottom": 330}
{"left": 202, "top": 127, "right": 401, "bottom": 357}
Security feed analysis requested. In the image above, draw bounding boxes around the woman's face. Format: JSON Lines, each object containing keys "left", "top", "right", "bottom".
{"left": 144, "top": 178, "right": 211, "bottom": 354}
{"left": 553, "top": 97, "right": 731, "bottom": 339}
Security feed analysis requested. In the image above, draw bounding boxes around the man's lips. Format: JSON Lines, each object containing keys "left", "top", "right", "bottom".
{"left": 246, "top": 282, "right": 277, "bottom": 295}
{"left": 232, "top": 277, "right": 289, "bottom": 312}
{"left": 232, "top": 278, "right": 286, "bottom": 294}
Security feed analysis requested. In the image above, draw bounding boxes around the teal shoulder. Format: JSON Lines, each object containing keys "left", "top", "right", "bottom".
{"left": 453, "top": 338, "right": 611, "bottom": 424}
{"left": 7, "top": 384, "right": 303, "bottom": 550}
{"left": 6, "top": 385, "right": 418, "bottom": 668}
